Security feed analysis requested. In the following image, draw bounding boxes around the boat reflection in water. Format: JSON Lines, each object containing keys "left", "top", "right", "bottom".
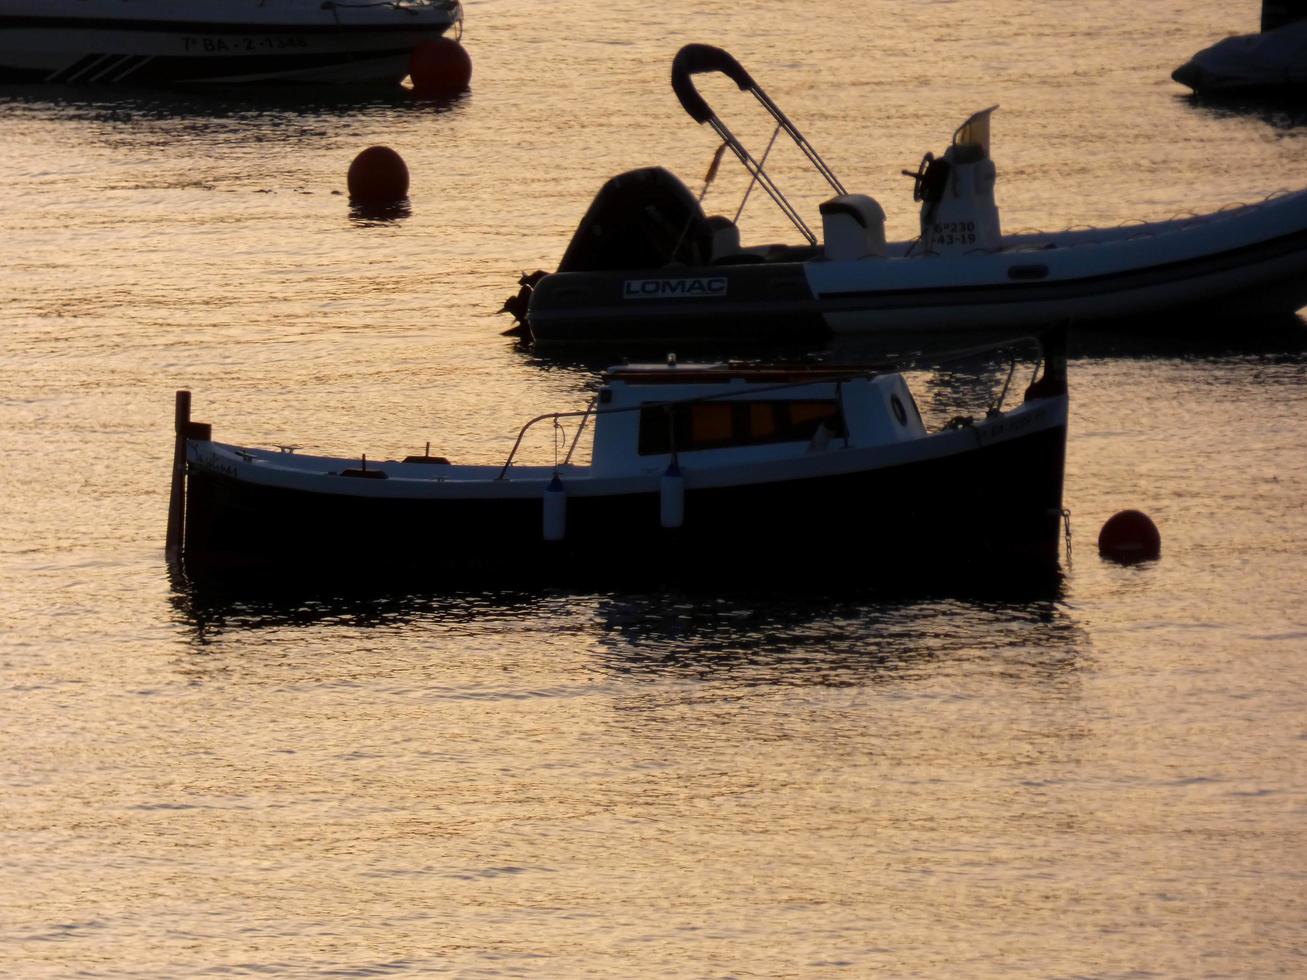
{"left": 589, "top": 588, "right": 1083, "bottom": 681}
{"left": 172, "top": 581, "right": 1085, "bottom": 694}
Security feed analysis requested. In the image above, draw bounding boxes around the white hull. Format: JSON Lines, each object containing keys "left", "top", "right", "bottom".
{"left": 812, "top": 191, "right": 1307, "bottom": 334}
{"left": 0, "top": 0, "right": 462, "bottom": 85}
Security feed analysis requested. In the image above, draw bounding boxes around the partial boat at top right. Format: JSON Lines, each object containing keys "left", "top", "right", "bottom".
{"left": 1173, "top": 0, "right": 1307, "bottom": 96}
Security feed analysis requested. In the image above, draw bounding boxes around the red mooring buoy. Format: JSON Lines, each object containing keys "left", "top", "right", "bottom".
{"left": 347, "top": 145, "right": 410, "bottom": 204}
{"left": 409, "top": 38, "right": 472, "bottom": 97}
{"left": 1098, "top": 509, "right": 1161, "bottom": 563}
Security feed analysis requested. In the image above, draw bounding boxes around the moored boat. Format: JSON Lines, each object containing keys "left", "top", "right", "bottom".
{"left": 0, "top": 0, "right": 462, "bottom": 86}
{"left": 170, "top": 335, "right": 1070, "bottom": 590}
{"left": 505, "top": 44, "right": 1307, "bottom": 348}
{"left": 1173, "top": 1, "right": 1307, "bottom": 96}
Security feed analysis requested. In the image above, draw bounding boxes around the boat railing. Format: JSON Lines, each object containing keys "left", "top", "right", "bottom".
{"left": 495, "top": 374, "right": 882, "bottom": 480}
{"left": 562, "top": 397, "right": 598, "bottom": 466}
{"left": 899, "top": 332, "right": 1053, "bottom": 415}
{"left": 496, "top": 407, "right": 596, "bottom": 481}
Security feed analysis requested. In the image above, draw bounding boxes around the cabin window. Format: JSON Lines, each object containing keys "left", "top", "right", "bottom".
{"left": 691, "top": 403, "right": 734, "bottom": 444}
{"left": 638, "top": 399, "right": 845, "bottom": 455}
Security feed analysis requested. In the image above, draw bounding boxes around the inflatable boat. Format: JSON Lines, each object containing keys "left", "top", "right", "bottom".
{"left": 505, "top": 44, "right": 1307, "bottom": 348}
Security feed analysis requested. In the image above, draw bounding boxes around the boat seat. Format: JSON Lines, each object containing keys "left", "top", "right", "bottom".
{"left": 820, "top": 194, "right": 887, "bottom": 260}
{"left": 698, "top": 214, "right": 743, "bottom": 263}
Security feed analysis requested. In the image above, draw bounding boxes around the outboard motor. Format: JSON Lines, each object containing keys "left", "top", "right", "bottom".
{"left": 501, "top": 167, "right": 708, "bottom": 333}
{"left": 554, "top": 166, "right": 708, "bottom": 273}
{"left": 906, "top": 107, "right": 1002, "bottom": 256}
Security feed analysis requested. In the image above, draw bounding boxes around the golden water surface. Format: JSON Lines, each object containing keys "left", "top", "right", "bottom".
{"left": 2, "top": 0, "right": 1306, "bottom": 975}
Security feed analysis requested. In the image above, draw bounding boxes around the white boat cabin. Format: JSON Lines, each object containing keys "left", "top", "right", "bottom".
{"left": 589, "top": 363, "right": 926, "bottom": 474}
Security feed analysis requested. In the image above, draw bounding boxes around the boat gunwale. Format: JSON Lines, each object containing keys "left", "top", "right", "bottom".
{"left": 185, "top": 393, "right": 1068, "bottom": 500}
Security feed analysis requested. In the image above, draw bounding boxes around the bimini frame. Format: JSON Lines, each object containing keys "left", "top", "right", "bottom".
{"left": 670, "top": 43, "right": 847, "bottom": 244}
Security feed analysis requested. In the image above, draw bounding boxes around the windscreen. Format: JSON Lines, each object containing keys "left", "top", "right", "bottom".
{"left": 951, "top": 106, "right": 998, "bottom": 163}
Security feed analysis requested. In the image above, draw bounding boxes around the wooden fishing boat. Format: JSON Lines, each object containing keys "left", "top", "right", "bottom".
{"left": 168, "top": 335, "right": 1070, "bottom": 589}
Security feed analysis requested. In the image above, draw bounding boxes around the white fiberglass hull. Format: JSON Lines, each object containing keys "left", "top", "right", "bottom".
{"left": 0, "top": 0, "right": 462, "bottom": 85}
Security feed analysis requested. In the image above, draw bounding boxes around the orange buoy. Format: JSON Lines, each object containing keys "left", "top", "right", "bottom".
{"left": 409, "top": 38, "right": 472, "bottom": 97}
{"left": 1098, "top": 509, "right": 1161, "bottom": 564}
{"left": 347, "top": 146, "right": 410, "bottom": 204}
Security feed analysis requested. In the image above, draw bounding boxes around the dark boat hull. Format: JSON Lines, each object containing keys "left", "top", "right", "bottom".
{"left": 182, "top": 421, "right": 1067, "bottom": 590}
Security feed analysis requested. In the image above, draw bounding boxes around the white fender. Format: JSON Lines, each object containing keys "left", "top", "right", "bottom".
{"left": 542, "top": 474, "right": 566, "bottom": 541}
{"left": 660, "top": 459, "right": 685, "bottom": 529}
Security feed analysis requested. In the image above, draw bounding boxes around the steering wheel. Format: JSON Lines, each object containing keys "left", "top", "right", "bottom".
{"left": 901, "top": 152, "right": 950, "bottom": 204}
{"left": 901, "top": 152, "right": 935, "bottom": 202}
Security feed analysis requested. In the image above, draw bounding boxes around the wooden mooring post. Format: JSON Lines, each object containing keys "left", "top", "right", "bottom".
{"left": 166, "top": 392, "right": 213, "bottom": 563}
{"left": 165, "top": 390, "right": 191, "bottom": 562}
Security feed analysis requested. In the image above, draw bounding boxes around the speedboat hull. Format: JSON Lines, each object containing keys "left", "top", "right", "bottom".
{"left": 0, "top": 1, "right": 462, "bottom": 86}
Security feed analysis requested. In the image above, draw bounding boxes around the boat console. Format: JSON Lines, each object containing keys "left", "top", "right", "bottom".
{"left": 912, "top": 107, "right": 1003, "bottom": 256}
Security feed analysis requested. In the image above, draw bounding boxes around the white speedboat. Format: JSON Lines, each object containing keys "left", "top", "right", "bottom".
{"left": 169, "top": 335, "right": 1069, "bottom": 588}
{"left": 505, "top": 44, "right": 1307, "bottom": 347}
{"left": 1173, "top": 1, "right": 1307, "bottom": 96}
{"left": 0, "top": 0, "right": 462, "bottom": 86}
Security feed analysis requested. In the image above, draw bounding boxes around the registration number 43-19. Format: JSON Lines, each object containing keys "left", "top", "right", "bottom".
{"left": 931, "top": 220, "right": 977, "bottom": 246}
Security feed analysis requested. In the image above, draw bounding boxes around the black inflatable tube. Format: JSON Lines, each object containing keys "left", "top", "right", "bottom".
{"left": 671, "top": 43, "right": 756, "bottom": 124}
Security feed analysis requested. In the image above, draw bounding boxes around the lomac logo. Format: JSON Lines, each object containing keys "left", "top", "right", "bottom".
{"left": 623, "top": 277, "right": 728, "bottom": 300}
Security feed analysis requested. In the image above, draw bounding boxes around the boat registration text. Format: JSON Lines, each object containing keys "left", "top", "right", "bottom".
{"left": 181, "top": 36, "right": 311, "bottom": 54}
{"left": 974, "top": 403, "right": 1050, "bottom": 446}
{"left": 929, "top": 221, "right": 978, "bottom": 247}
